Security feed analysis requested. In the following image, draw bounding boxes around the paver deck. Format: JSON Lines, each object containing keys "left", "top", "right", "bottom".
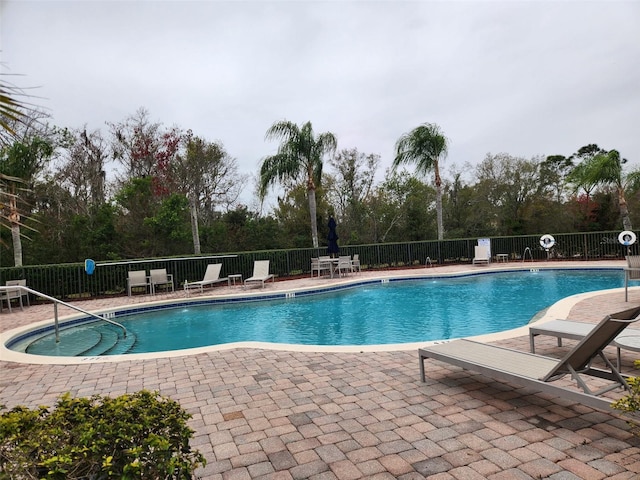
{"left": 2, "top": 261, "right": 640, "bottom": 479}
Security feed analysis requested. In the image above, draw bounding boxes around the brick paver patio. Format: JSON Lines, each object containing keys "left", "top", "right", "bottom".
{"left": 2, "top": 262, "right": 640, "bottom": 479}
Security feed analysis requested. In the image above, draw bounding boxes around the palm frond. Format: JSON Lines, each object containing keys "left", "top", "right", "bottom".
{"left": 393, "top": 122, "right": 449, "bottom": 175}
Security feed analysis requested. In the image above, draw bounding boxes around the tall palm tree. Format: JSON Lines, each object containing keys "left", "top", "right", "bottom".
{"left": 393, "top": 122, "right": 449, "bottom": 240}
{"left": 569, "top": 147, "right": 640, "bottom": 231}
{"left": 260, "top": 120, "right": 337, "bottom": 248}
{"left": 0, "top": 137, "right": 53, "bottom": 266}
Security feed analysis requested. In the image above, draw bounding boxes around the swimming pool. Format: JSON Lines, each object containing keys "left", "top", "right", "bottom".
{"left": 6, "top": 268, "right": 624, "bottom": 358}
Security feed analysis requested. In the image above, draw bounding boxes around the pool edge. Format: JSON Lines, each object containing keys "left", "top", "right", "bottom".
{"left": 0, "top": 263, "right": 628, "bottom": 364}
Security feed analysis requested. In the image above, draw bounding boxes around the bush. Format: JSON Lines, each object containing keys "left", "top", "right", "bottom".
{"left": 0, "top": 390, "right": 205, "bottom": 479}
{"left": 612, "top": 360, "right": 640, "bottom": 436}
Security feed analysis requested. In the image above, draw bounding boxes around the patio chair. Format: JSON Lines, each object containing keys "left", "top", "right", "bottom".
{"left": 0, "top": 289, "right": 12, "bottom": 313}
{"left": 150, "top": 268, "right": 174, "bottom": 295}
{"left": 335, "top": 255, "right": 354, "bottom": 277}
{"left": 127, "top": 270, "right": 150, "bottom": 296}
{"left": 184, "top": 263, "right": 227, "bottom": 295}
{"left": 310, "top": 257, "right": 331, "bottom": 278}
{"left": 244, "top": 260, "right": 274, "bottom": 288}
{"left": 310, "top": 257, "right": 318, "bottom": 277}
{"left": 1, "top": 282, "right": 23, "bottom": 313}
{"left": 351, "top": 254, "right": 361, "bottom": 273}
{"left": 624, "top": 255, "right": 640, "bottom": 301}
{"left": 418, "top": 306, "right": 640, "bottom": 412}
{"left": 312, "top": 256, "right": 333, "bottom": 278}
{"left": 5, "top": 279, "right": 30, "bottom": 309}
{"left": 472, "top": 245, "right": 490, "bottom": 265}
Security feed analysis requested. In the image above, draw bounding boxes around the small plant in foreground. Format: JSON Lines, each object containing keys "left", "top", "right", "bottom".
{"left": 0, "top": 390, "right": 205, "bottom": 479}
{"left": 612, "top": 359, "right": 640, "bottom": 437}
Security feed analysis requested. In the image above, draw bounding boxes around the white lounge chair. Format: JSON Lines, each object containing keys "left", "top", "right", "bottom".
{"left": 624, "top": 255, "right": 640, "bottom": 301}
{"left": 150, "top": 268, "right": 174, "bottom": 295}
{"left": 244, "top": 260, "right": 274, "bottom": 289}
{"left": 184, "top": 264, "right": 227, "bottom": 295}
{"left": 472, "top": 245, "right": 490, "bottom": 265}
{"left": 419, "top": 306, "right": 640, "bottom": 412}
{"left": 127, "top": 270, "right": 150, "bottom": 296}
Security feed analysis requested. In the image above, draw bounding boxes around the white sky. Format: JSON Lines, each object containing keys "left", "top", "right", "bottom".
{"left": 1, "top": 0, "right": 639, "bottom": 208}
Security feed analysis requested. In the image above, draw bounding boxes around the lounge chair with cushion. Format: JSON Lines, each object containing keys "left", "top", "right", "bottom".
{"left": 127, "top": 270, "right": 150, "bottom": 296}
{"left": 624, "top": 255, "right": 640, "bottom": 301}
{"left": 418, "top": 306, "right": 640, "bottom": 411}
{"left": 244, "top": 260, "right": 275, "bottom": 288}
{"left": 184, "top": 263, "right": 227, "bottom": 295}
{"left": 150, "top": 268, "right": 174, "bottom": 295}
{"left": 472, "top": 245, "right": 490, "bottom": 265}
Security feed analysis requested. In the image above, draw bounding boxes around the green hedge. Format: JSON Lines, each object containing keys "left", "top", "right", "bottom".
{"left": 0, "top": 390, "right": 205, "bottom": 479}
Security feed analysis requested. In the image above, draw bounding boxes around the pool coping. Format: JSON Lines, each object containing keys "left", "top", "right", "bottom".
{"left": 0, "top": 263, "right": 628, "bottom": 365}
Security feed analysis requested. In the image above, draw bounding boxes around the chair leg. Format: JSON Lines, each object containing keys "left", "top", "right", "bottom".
{"left": 0, "top": 296, "right": 12, "bottom": 313}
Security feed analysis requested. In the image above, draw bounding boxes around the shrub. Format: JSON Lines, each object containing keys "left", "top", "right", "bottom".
{"left": 0, "top": 390, "right": 205, "bottom": 479}
{"left": 611, "top": 359, "right": 640, "bottom": 436}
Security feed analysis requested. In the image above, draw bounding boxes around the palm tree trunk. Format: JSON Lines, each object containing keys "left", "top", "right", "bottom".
{"left": 308, "top": 188, "right": 319, "bottom": 248}
{"left": 11, "top": 224, "right": 23, "bottom": 267}
{"left": 189, "top": 196, "right": 201, "bottom": 255}
{"left": 434, "top": 161, "right": 444, "bottom": 240}
{"left": 619, "top": 187, "right": 633, "bottom": 231}
{"left": 9, "top": 194, "right": 23, "bottom": 266}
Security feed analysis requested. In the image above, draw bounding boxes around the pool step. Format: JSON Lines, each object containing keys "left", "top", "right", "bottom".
{"left": 26, "top": 325, "right": 102, "bottom": 357}
{"left": 98, "top": 329, "right": 137, "bottom": 356}
{"left": 25, "top": 322, "right": 136, "bottom": 357}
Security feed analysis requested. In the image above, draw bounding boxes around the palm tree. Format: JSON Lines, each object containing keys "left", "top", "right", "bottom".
{"left": 1, "top": 72, "right": 36, "bottom": 147}
{"left": 569, "top": 147, "right": 640, "bottom": 231}
{"left": 393, "top": 122, "right": 449, "bottom": 240}
{"left": 260, "top": 120, "right": 337, "bottom": 248}
{"left": 0, "top": 137, "right": 53, "bottom": 266}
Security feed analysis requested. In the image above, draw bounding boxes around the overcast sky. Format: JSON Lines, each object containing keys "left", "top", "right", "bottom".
{"left": 2, "top": 0, "right": 639, "bottom": 208}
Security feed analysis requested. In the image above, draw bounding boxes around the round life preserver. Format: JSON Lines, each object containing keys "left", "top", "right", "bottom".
{"left": 618, "top": 230, "right": 637, "bottom": 246}
{"left": 539, "top": 234, "right": 555, "bottom": 250}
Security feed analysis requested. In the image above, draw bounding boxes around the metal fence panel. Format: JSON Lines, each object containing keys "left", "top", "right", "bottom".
{"left": 1, "top": 230, "right": 635, "bottom": 302}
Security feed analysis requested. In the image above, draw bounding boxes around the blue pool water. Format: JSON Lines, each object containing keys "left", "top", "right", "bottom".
{"left": 14, "top": 269, "right": 624, "bottom": 356}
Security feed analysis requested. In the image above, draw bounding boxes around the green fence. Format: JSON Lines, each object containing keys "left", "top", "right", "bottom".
{"left": 0, "top": 230, "right": 635, "bottom": 302}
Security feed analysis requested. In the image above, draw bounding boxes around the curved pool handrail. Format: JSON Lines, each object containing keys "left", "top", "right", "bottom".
{"left": 0, "top": 285, "right": 127, "bottom": 342}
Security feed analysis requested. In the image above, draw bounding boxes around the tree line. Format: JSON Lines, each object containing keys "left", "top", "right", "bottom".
{"left": 1, "top": 105, "right": 639, "bottom": 268}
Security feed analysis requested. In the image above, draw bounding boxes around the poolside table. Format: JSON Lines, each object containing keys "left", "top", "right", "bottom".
{"left": 613, "top": 335, "right": 640, "bottom": 370}
{"left": 318, "top": 258, "right": 339, "bottom": 278}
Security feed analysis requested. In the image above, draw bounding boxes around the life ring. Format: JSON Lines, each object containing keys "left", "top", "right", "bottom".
{"left": 539, "top": 234, "right": 555, "bottom": 250}
{"left": 618, "top": 231, "right": 637, "bottom": 246}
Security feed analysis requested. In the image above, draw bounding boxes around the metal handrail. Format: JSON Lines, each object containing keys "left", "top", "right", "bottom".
{"left": 0, "top": 285, "right": 127, "bottom": 343}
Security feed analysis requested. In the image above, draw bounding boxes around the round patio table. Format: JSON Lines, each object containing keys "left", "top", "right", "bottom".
{"left": 612, "top": 335, "right": 640, "bottom": 370}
